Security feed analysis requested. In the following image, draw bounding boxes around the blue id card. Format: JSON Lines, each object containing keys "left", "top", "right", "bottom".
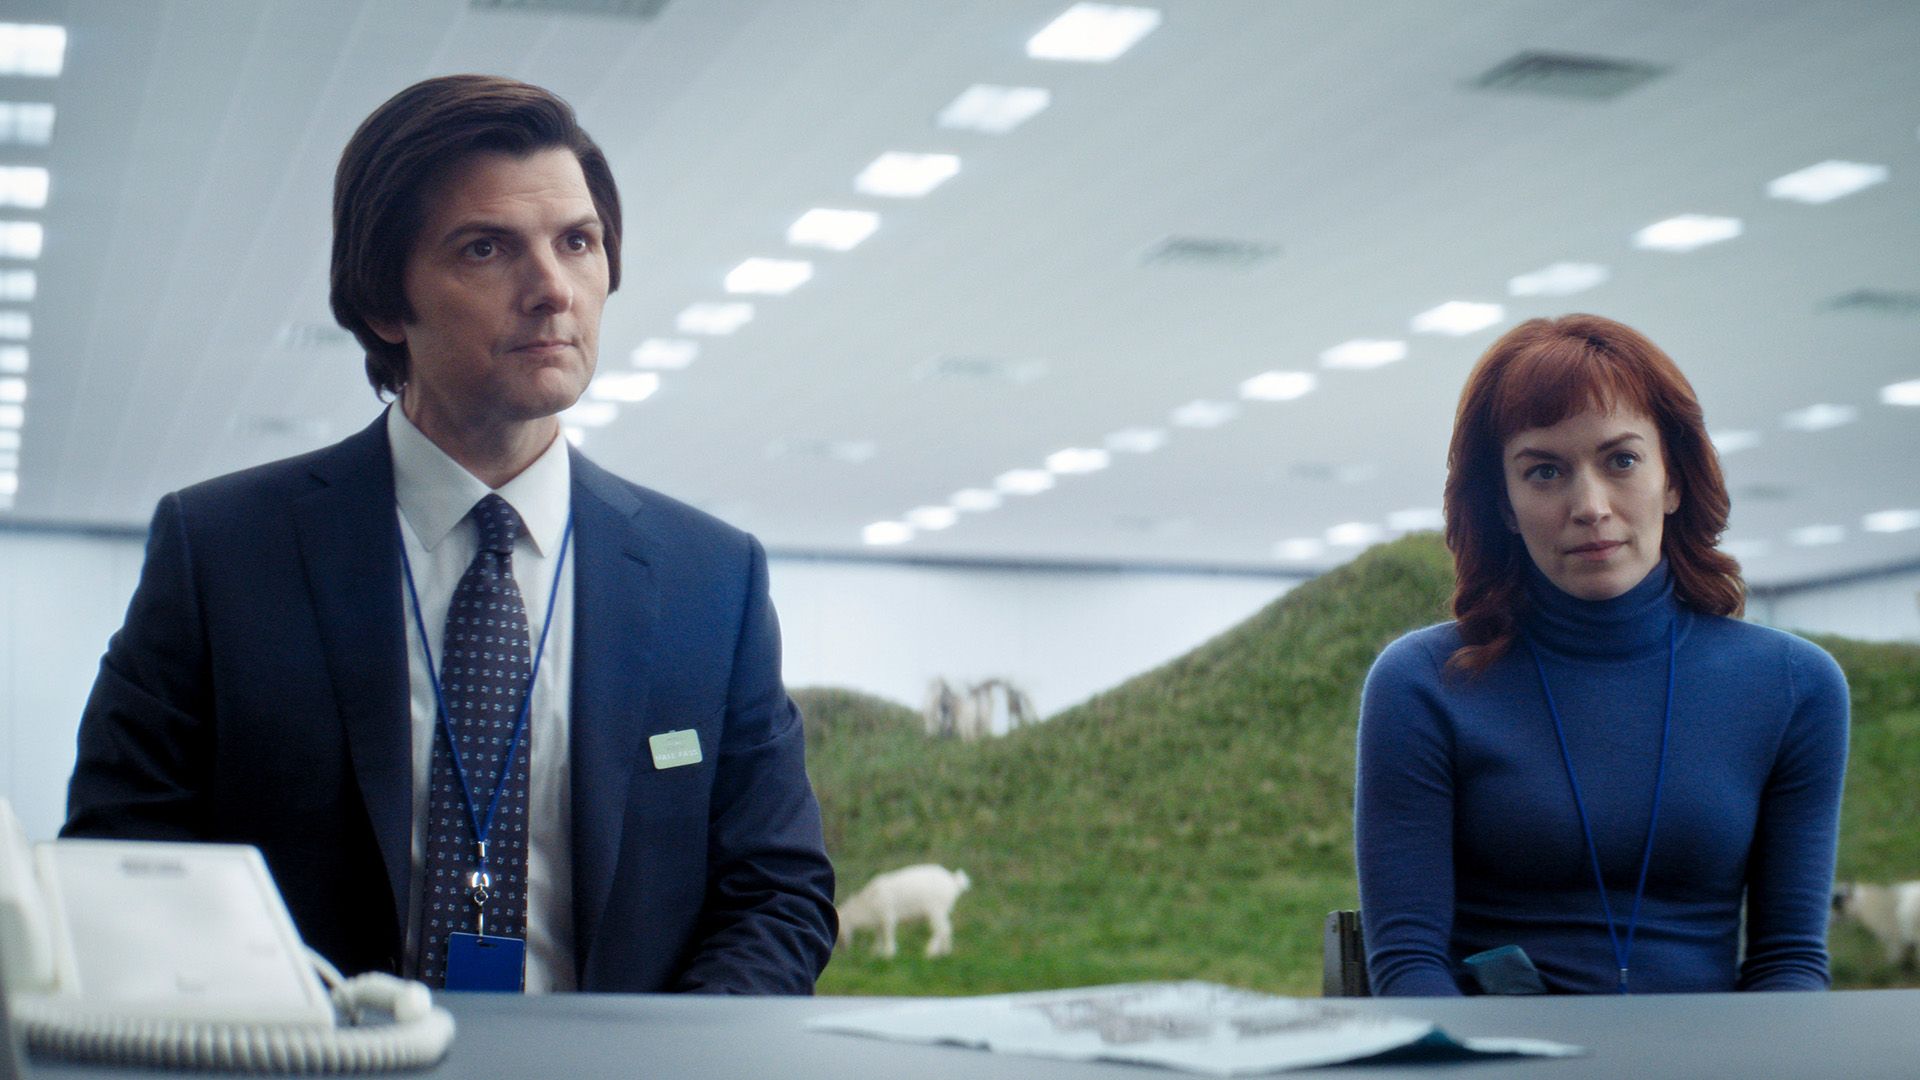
{"left": 446, "top": 933, "right": 526, "bottom": 992}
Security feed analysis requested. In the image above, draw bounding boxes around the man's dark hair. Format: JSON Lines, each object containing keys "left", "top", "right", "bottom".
{"left": 330, "top": 74, "right": 623, "bottom": 396}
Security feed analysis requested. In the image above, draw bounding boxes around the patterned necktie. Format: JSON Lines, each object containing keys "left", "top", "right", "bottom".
{"left": 419, "top": 493, "right": 533, "bottom": 987}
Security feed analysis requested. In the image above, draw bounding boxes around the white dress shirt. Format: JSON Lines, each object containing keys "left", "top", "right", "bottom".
{"left": 388, "top": 405, "right": 577, "bottom": 992}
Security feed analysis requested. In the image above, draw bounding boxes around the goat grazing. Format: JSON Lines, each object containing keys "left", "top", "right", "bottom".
{"left": 1833, "top": 881, "right": 1920, "bottom": 966}
{"left": 837, "top": 864, "right": 972, "bottom": 958}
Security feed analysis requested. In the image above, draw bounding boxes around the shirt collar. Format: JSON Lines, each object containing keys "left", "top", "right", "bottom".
{"left": 387, "top": 404, "right": 572, "bottom": 556}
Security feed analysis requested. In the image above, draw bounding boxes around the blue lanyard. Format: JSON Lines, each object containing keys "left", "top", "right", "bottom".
{"left": 398, "top": 508, "right": 574, "bottom": 884}
{"left": 1527, "top": 619, "right": 1676, "bottom": 995}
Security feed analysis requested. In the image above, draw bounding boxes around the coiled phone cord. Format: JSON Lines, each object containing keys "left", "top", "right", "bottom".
{"left": 12, "top": 949, "right": 454, "bottom": 1073}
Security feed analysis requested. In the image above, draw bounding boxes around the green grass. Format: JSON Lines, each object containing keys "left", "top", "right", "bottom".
{"left": 1812, "top": 635, "right": 1920, "bottom": 987}
{"left": 799, "top": 534, "right": 1920, "bottom": 995}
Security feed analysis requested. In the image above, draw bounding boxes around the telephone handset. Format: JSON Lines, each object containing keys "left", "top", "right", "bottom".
{"left": 0, "top": 800, "right": 453, "bottom": 1072}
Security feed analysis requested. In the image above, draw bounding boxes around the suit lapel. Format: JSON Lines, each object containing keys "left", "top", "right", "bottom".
{"left": 567, "top": 453, "right": 660, "bottom": 969}
{"left": 290, "top": 414, "right": 412, "bottom": 941}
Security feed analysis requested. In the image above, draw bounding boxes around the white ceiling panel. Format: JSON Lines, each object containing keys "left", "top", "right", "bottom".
{"left": 2, "top": 0, "right": 1916, "bottom": 586}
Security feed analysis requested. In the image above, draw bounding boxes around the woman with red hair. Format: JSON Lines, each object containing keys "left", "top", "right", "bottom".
{"left": 1354, "top": 314, "right": 1848, "bottom": 996}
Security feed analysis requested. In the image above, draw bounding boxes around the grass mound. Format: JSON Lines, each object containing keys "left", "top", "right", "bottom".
{"left": 806, "top": 534, "right": 1920, "bottom": 994}
{"left": 1815, "top": 635, "right": 1920, "bottom": 987}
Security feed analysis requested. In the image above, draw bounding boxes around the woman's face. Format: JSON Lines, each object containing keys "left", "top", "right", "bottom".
{"left": 1501, "top": 406, "right": 1680, "bottom": 601}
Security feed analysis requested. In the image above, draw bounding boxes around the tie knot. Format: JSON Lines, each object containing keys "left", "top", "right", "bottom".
{"left": 471, "top": 494, "right": 521, "bottom": 556}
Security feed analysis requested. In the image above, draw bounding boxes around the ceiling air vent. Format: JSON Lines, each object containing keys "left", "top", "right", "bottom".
{"left": 915, "top": 355, "right": 1049, "bottom": 385}
{"left": 1113, "top": 514, "right": 1194, "bottom": 538}
{"left": 1471, "top": 51, "right": 1666, "bottom": 101}
{"left": 1823, "top": 289, "right": 1920, "bottom": 316}
{"left": 764, "top": 438, "right": 876, "bottom": 464}
{"left": 1288, "top": 462, "right": 1377, "bottom": 485}
{"left": 1736, "top": 483, "right": 1793, "bottom": 503}
{"left": 1142, "top": 236, "right": 1280, "bottom": 269}
{"left": 274, "top": 322, "right": 356, "bottom": 350}
{"left": 227, "top": 415, "right": 331, "bottom": 441}
{"left": 471, "top": 0, "right": 670, "bottom": 20}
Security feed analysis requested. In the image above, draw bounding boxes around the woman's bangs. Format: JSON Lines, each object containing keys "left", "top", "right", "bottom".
{"left": 1487, "top": 340, "right": 1655, "bottom": 442}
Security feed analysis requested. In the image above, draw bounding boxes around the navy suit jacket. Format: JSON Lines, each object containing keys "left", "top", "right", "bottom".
{"left": 63, "top": 414, "right": 836, "bottom": 993}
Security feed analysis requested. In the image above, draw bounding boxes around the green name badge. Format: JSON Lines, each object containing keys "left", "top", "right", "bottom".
{"left": 649, "top": 729, "right": 703, "bottom": 770}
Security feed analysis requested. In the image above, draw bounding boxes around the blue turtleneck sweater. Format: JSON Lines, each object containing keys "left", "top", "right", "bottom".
{"left": 1354, "top": 562, "right": 1848, "bottom": 995}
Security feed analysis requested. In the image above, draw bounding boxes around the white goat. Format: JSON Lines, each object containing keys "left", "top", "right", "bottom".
{"left": 923, "top": 678, "right": 960, "bottom": 738}
{"left": 1833, "top": 881, "right": 1920, "bottom": 965}
{"left": 837, "top": 864, "right": 972, "bottom": 958}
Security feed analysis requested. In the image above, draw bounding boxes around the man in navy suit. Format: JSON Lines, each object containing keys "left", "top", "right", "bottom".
{"left": 62, "top": 75, "right": 836, "bottom": 993}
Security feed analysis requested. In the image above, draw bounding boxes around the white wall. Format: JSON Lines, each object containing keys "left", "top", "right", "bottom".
{"left": 0, "top": 531, "right": 149, "bottom": 842}
{"left": 773, "top": 558, "right": 1294, "bottom": 717}
{"left": 1752, "top": 568, "right": 1920, "bottom": 644}
{"left": 0, "top": 527, "right": 1292, "bottom": 841}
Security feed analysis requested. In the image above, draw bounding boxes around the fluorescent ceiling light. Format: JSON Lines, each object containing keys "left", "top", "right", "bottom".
{"left": 1788, "top": 524, "right": 1844, "bottom": 547}
{"left": 787, "top": 209, "right": 879, "bottom": 252}
{"left": 0, "top": 428, "right": 15, "bottom": 449}
{"left": 994, "top": 468, "right": 1055, "bottom": 495}
{"left": 1411, "top": 301, "right": 1504, "bottom": 336}
{"left": 0, "top": 345, "right": 23, "bottom": 373}
{"left": 563, "top": 426, "right": 586, "bottom": 448}
{"left": 1508, "top": 262, "right": 1609, "bottom": 298}
{"left": 906, "top": 506, "right": 959, "bottom": 531}
{"left": 1387, "top": 507, "right": 1445, "bottom": 532}
{"left": 561, "top": 400, "right": 618, "bottom": 428}
{"left": 1105, "top": 427, "right": 1166, "bottom": 453}
{"left": 725, "top": 257, "right": 813, "bottom": 296}
{"left": 1320, "top": 339, "right": 1406, "bottom": 370}
{"left": 1710, "top": 430, "right": 1760, "bottom": 454}
{"left": 0, "top": 269, "right": 33, "bottom": 301}
{"left": 1780, "top": 403, "right": 1857, "bottom": 432}
{"left": 1272, "top": 538, "right": 1325, "bottom": 561}
{"left": 1881, "top": 379, "right": 1920, "bottom": 406}
{"left": 0, "top": 376, "right": 23, "bottom": 403}
{"left": 676, "top": 302, "right": 754, "bottom": 335}
{"left": 1170, "top": 399, "right": 1237, "bottom": 429}
{"left": 588, "top": 371, "right": 659, "bottom": 403}
{"left": 1767, "top": 160, "right": 1889, "bottom": 204}
{"left": 0, "top": 221, "right": 42, "bottom": 259}
{"left": 1045, "top": 447, "right": 1110, "bottom": 474}
{"left": 1239, "top": 370, "right": 1316, "bottom": 401}
{"left": 1720, "top": 539, "right": 1771, "bottom": 560}
{"left": 0, "top": 166, "right": 47, "bottom": 209}
{"left": 0, "top": 24, "right": 66, "bottom": 77}
{"left": 950, "top": 488, "right": 1002, "bottom": 512}
{"left": 0, "top": 404, "right": 21, "bottom": 428}
{"left": 630, "top": 338, "right": 697, "bottom": 370}
{"left": 1863, "top": 509, "right": 1920, "bottom": 534}
{"left": 0, "top": 102, "right": 53, "bottom": 146}
{"left": 0, "top": 471, "right": 15, "bottom": 496}
{"left": 1326, "top": 522, "right": 1385, "bottom": 547}
{"left": 1027, "top": 3, "right": 1161, "bottom": 61}
{"left": 937, "top": 85, "right": 1051, "bottom": 133}
{"left": 862, "top": 521, "right": 913, "bottom": 546}
{"left": 0, "top": 451, "right": 15, "bottom": 471}
{"left": 1634, "top": 214, "right": 1742, "bottom": 252}
{"left": 0, "top": 311, "right": 28, "bottom": 340}
{"left": 855, "top": 152, "right": 961, "bottom": 198}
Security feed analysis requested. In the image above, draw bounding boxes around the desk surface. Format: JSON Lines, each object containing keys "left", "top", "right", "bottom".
{"left": 27, "top": 988, "right": 1920, "bottom": 1079}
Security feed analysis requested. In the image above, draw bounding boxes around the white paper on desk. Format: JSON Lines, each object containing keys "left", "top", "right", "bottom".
{"left": 805, "top": 982, "right": 1583, "bottom": 1076}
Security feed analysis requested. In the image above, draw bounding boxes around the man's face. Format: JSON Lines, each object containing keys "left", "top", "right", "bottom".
{"left": 372, "top": 147, "right": 608, "bottom": 438}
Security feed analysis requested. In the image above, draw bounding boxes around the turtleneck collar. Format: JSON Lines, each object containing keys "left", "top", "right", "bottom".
{"left": 1522, "top": 558, "right": 1678, "bottom": 660}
